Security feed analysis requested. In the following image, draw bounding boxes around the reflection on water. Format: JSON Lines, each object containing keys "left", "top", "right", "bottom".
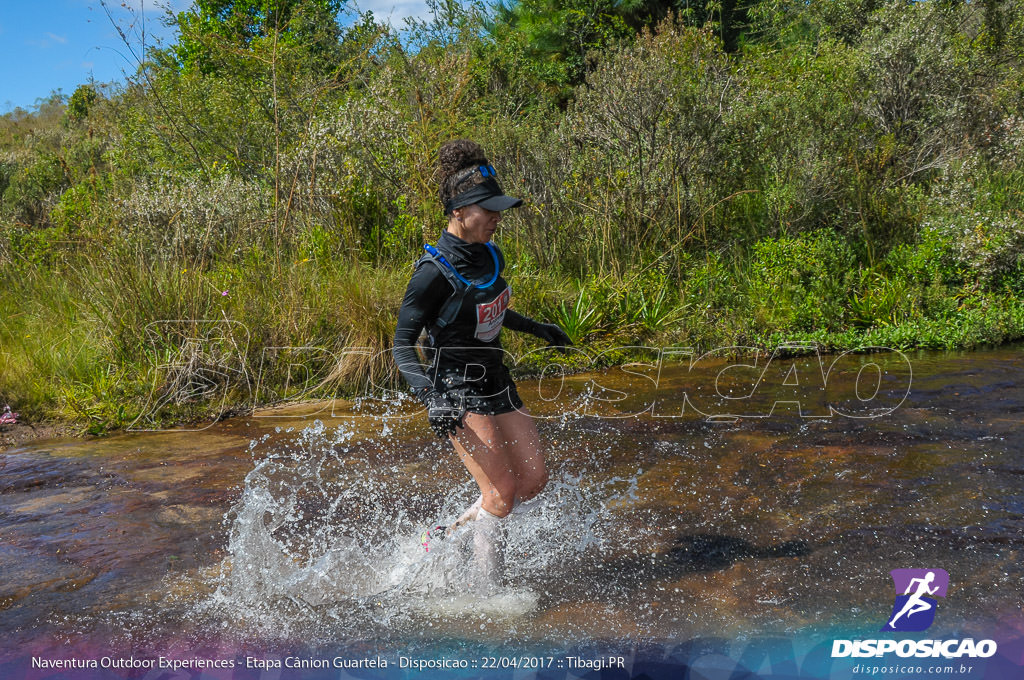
{"left": 1, "top": 346, "right": 1023, "bottom": 659}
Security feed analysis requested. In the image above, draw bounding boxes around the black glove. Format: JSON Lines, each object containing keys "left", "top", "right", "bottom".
{"left": 533, "top": 322, "right": 573, "bottom": 352}
{"left": 419, "top": 389, "right": 466, "bottom": 438}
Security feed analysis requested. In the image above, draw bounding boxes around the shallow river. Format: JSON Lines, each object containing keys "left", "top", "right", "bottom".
{"left": 2, "top": 346, "right": 1023, "bottom": 677}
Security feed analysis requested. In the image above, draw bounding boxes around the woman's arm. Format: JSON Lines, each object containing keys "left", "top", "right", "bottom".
{"left": 392, "top": 265, "right": 452, "bottom": 397}
{"left": 502, "top": 309, "right": 540, "bottom": 334}
{"left": 392, "top": 265, "right": 468, "bottom": 437}
{"left": 502, "top": 310, "right": 573, "bottom": 348}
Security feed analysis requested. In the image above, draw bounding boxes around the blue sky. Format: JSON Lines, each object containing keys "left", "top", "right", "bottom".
{"left": 0, "top": 0, "right": 430, "bottom": 114}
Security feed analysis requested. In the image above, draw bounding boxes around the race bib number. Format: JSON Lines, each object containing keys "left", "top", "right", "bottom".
{"left": 475, "top": 288, "right": 510, "bottom": 341}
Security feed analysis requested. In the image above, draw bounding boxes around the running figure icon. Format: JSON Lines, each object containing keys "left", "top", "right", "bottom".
{"left": 888, "top": 572, "right": 939, "bottom": 628}
{"left": 882, "top": 568, "right": 949, "bottom": 632}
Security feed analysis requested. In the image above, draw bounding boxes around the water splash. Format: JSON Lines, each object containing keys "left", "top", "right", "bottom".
{"left": 193, "top": 419, "right": 644, "bottom": 646}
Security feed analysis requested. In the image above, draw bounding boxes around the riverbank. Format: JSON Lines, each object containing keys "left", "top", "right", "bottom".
{"left": 4, "top": 313, "right": 1019, "bottom": 450}
{"left": 0, "top": 421, "right": 81, "bottom": 454}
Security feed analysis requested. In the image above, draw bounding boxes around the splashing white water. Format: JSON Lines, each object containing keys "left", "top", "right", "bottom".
{"left": 194, "top": 419, "right": 644, "bottom": 644}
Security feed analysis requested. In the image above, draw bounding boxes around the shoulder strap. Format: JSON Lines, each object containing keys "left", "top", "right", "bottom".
{"left": 415, "top": 248, "right": 471, "bottom": 330}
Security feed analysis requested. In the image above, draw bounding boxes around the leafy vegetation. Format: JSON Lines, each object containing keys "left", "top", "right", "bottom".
{"left": 2, "top": 0, "right": 1024, "bottom": 431}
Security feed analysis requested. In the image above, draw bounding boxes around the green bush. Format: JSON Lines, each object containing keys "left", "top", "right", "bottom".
{"left": 66, "top": 84, "right": 99, "bottom": 123}
{"left": 747, "top": 230, "right": 856, "bottom": 331}
{"left": 565, "top": 20, "right": 734, "bottom": 266}
{"left": 2, "top": 153, "right": 67, "bottom": 226}
{"left": 921, "top": 155, "right": 1024, "bottom": 291}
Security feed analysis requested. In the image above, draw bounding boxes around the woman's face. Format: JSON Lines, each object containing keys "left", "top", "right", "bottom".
{"left": 449, "top": 203, "right": 502, "bottom": 244}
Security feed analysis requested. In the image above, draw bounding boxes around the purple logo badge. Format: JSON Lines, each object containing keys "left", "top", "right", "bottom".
{"left": 882, "top": 569, "right": 949, "bottom": 632}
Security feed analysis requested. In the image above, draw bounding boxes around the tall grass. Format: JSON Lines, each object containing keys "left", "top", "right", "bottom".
{"left": 0, "top": 245, "right": 409, "bottom": 429}
{"left": 0, "top": 265, "right": 106, "bottom": 420}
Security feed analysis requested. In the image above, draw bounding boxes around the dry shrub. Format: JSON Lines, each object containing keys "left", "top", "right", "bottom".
{"left": 114, "top": 174, "right": 271, "bottom": 260}
{"left": 320, "top": 264, "right": 407, "bottom": 391}
{"left": 563, "top": 17, "right": 735, "bottom": 263}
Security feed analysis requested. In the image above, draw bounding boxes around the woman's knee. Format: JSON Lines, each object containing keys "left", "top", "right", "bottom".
{"left": 518, "top": 467, "right": 549, "bottom": 500}
{"left": 481, "top": 477, "right": 517, "bottom": 517}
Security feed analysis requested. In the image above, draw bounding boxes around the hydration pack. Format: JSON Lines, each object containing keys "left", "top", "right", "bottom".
{"left": 414, "top": 241, "right": 501, "bottom": 341}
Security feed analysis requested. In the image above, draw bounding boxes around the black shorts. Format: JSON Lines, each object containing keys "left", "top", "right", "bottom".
{"left": 433, "top": 363, "right": 524, "bottom": 416}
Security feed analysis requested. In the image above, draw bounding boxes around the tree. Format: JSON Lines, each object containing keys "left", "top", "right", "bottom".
{"left": 485, "top": 0, "right": 751, "bottom": 102}
{"left": 490, "top": 0, "right": 631, "bottom": 91}
{"left": 674, "top": 0, "right": 753, "bottom": 52}
{"left": 172, "top": 0, "right": 345, "bottom": 75}
{"left": 66, "top": 84, "right": 99, "bottom": 122}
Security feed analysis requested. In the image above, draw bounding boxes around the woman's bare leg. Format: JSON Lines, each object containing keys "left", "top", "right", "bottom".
{"left": 445, "top": 408, "right": 549, "bottom": 590}
{"left": 492, "top": 408, "right": 549, "bottom": 502}
{"left": 449, "top": 408, "right": 548, "bottom": 517}
{"left": 450, "top": 413, "right": 518, "bottom": 517}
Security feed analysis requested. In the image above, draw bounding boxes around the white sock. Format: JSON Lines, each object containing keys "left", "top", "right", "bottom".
{"left": 510, "top": 496, "right": 540, "bottom": 516}
{"left": 447, "top": 494, "right": 483, "bottom": 535}
{"left": 470, "top": 507, "right": 504, "bottom": 593}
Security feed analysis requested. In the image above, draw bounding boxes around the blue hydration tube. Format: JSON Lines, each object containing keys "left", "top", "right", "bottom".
{"left": 423, "top": 242, "right": 500, "bottom": 289}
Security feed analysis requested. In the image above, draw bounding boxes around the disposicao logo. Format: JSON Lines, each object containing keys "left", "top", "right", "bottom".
{"left": 831, "top": 569, "right": 998, "bottom": 660}
{"left": 882, "top": 568, "right": 948, "bottom": 632}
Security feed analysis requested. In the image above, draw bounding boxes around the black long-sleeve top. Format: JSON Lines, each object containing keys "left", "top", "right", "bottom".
{"left": 391, "top": 229, "right": 539, "bottom": 397}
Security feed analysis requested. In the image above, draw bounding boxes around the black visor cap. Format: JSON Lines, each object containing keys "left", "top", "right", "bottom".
{"left": 445, "top": 177, "right": 523, "bottom": 214}
{"left": 476, "top": 193, "right": 523, "bottom": 212}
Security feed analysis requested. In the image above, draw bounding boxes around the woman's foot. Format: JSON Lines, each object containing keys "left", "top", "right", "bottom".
{"left": 421, "top": 495, "right": 487, "bottom": 552}
{"left": 445, "top": 494, "right": 483, "bottom": 537}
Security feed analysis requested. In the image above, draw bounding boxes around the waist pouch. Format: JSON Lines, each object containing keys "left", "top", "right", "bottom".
{"left": 433, "top": 363, "right": 523, "bottom": 415}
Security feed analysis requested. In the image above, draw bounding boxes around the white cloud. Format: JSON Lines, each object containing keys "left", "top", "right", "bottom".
{"left": 46, "top": 32, "right": 69, "bottom": 44}
{"left": 350, "top": 0, "right": 431, "bottom": 24}
{"left": 26, "top": 35, "right": 61, "bottom": 49}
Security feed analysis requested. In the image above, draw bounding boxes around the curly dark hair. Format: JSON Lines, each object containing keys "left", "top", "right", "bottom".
{"left": 438, "top": 139, "right": 489, "bottom": 213}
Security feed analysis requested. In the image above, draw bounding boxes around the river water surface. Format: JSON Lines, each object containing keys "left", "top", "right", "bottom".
{"left": 2, "top": 346, "right": 1023, "bottom": 673}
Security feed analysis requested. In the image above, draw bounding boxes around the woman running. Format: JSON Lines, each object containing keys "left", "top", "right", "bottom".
{"left": 391, "top": 139, "right": 571, "bottom": 590}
